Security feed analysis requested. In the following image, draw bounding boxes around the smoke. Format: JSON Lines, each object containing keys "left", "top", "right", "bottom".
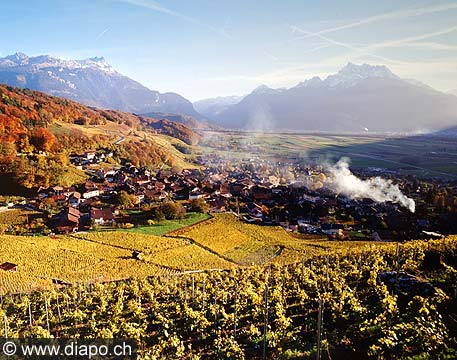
{"left": 247, "top": 102, "right": 273, "bottom": 133}
{"left": 326, "top": 158, "right": 415, "bottom": 213}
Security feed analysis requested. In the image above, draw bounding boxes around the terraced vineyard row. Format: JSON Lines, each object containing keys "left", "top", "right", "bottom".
{"left": 172, "top": 213, "right": 391, "bottom": 265}
{"left": 0, "top": 214, "right": 405, "bottom": 294}
{"left": 0, "top": 233, "right": 218, "bottom": 293}
{"left": 1, "top": 237, "right": 456, "bottom": 359}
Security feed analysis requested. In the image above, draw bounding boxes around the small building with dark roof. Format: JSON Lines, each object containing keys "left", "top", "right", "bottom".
{"left": 0, "top": 262, "right": 18, "bottom": 272}
{"left": 90, "top": 208, "right": 115, "bottom": 225}
{"left": 53, "top": 207, "right": 80, "bottom": 233}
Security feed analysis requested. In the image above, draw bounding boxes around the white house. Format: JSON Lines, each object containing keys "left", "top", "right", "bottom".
{"left": 83, "top": 189, "right": 100, "bottom": 199}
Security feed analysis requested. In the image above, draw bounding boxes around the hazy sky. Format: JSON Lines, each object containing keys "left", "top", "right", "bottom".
{"left": 1, "top": 0, "right": 457, "bottom": 100}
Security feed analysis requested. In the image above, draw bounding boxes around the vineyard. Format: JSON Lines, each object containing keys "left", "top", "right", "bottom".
{"left": 0, "top": 231, "right": 234, "bottom": 294}
{"left": 170, "top": 214, "right": 390, "bottom": 265}
{"left": 0, "top": 236, "right": 456, "bottom": 359}
{"left": 0, "top": 214, "right": 398, "bottom": 294}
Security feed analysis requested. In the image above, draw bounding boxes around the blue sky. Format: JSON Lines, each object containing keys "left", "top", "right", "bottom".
{"left": 1, "top": 0, "right": 457, "bottom": 100}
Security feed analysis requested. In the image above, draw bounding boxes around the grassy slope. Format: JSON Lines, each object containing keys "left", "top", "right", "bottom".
{"left": 122, "top": 212, "right": 211, "bottom": 236}
{"left": 54, "top": 121, "right": 198, "bottom": 169}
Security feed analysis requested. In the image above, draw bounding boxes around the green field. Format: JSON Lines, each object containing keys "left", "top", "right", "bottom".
{"left": 201, "top": 131, "right": 457, "bottom": 178}
{"left": 122, "top": 212, "right": 211, "bottom": 236}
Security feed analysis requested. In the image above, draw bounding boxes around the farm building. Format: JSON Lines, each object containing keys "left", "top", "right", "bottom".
{"left": 0, "top": 262, "right": 18, "bottom": 272}
{"left": 321, "top": 223, "right": 344, "bottom": 236}
{"left": 53, "top": 206, "right": 81, "bottom": 233}
{"left": 90, "top": 207, "right": 115, "bottom": 225}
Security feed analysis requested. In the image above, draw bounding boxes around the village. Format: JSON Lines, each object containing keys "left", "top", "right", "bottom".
{"left": 2, "top": 148, "right": 451, "bottom": 242}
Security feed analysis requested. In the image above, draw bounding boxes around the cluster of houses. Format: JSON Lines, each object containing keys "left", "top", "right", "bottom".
{"left": 69, "top": 149, "right": 114, "bottom": 168}
{"left": 27, "top": 153, "right": 434, "bottom": 240}
{"left": 7, "top": 133, "right": 445, "bottom": 240}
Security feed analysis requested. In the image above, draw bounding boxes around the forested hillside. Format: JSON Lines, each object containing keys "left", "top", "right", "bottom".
{"left": 0, "top": 84, "right": 200, "bottom": 189}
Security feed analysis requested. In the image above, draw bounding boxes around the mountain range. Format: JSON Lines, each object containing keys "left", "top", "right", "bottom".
{"left": 1, "top": 53, "right": 456, "bottom": 134}
{"left": 0, "top": 52, "right": 201, "bottom": 120}
{"left": 196, "top": 63, "right": 457, "bottom": 133}
{"left": 194, "top": 95, "right": 244, "bottom": 119}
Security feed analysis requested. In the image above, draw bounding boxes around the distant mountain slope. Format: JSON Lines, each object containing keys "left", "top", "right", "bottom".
{"left": 193, "top": 95, "right": 244, "bottom": 119}
{"left": 0, "top": 83, "right": 199, "bottom": 188}
{"left": 140, "top": 111, "right": 205, "bottom": 129}
{"left": 0, "top": 52, "right": 202, "bottom": 119}
{"left": 210, "top": 63, "right": 457, "bottom": 133}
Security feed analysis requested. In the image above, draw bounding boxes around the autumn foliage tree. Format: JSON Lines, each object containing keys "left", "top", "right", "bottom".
{"left": 0, "top": 84, "right": 198, "bottom": 188}
{"left": 188, "top": 198, "right": 209, "bottom": 213}
{"left": 159, "top": 202, "right": 186, "bottom": 220}
{"left": 30, "top": 127, "right": 56, "bottom": 152}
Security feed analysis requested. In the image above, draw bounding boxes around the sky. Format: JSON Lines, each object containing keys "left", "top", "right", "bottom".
{"left": 1, "top": 0, "right": 457, "bottom": 101}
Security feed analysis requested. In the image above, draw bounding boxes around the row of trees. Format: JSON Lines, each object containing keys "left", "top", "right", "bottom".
{"left": 116, "top": 191, "right": 209, "bottom": 224}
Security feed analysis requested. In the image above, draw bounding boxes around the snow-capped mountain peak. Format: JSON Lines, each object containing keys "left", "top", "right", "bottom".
{"left": 6, "top": 52, "right": 29, "bottom": 62}
{"left": 0, "top": 53, "right": 117, "bottom": 74}
{"left": 296, "top": 76, "right": 323, "bottom": 88}
{"left": 324, "top": 62, "right": 399, "bottom": 88}
{"left": 75, "top": 56, "right": 116, "bottom": 73}
{"left": 251, "top": 84, "right": 285, "bottom": 95}
{"left": 0, "top": 52, "right": 201, "bottom": 118}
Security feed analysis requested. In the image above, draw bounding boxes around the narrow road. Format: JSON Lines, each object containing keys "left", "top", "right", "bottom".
{"left": 113, "top": 137, "right": 125, "bottom": 145}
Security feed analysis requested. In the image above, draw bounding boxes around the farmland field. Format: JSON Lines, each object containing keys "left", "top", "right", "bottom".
{"left": 0, "top": 229, "right": 232, "bottom": 294}
{"left": 201, "top": 131, "right": 457, "bottom": 178}
{"left": 2, "top": 236, "right": 455, "bottom": 359}
{"left": 0, "top": 209, "right": 45, "bottom": 226}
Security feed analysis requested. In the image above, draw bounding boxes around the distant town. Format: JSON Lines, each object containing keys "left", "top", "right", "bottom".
{"left": 2, "top": 147, "right": 455, "bottom": 242}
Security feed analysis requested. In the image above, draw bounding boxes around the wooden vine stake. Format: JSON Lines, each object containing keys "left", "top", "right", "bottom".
{"left": 316, "top": 298, "right": 324, "bottom": 360}
{"left": 234, "top": 282, "right": 238, "bottom": 338}
{"left": 395, "top": 243, "right": 400, "bottom": 292}
{"left": 44, "top": 295, "right": 50, "bottom": 333}
{"left": 214, "top": 283, "right": 218, "bottom": 324}
{"left": 325, "top": 253, "right": 330, "bottom": 289}
{"left": 28, "top": 303, "right": 33, "bottom": 327}
{"left": 56, "top": 293, "right": 61, "bottom": 322}
{"left": 3, "top": 314, "right": 7, "bottom": 339}
{"left": 263, "top": 283, "right": 269, "bottom": 360}
{"left": 202, "top": 281, "right": 206, "bottom": 310}
{"left": 191, "top": 275, "right": 195, "bottom": 304}
{"left": 184, "top": 277, "right": 188, "bottom": 305}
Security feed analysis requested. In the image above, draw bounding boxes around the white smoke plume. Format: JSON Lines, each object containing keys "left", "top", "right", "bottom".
{"left": 326, "top": 158, "right": 415, "bottom": 213}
